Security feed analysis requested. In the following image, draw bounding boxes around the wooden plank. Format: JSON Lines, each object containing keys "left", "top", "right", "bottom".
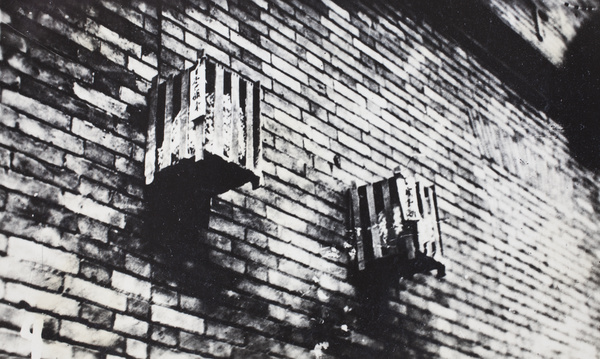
{"left": 144, "top": 83, "right": 158, "bottom": 184}
{"left": 213, "top": 64, "right": 225, "bottom": 157}
{"left": 194, "top": 60, "right": 206, "bottom": 161}
{"left": 366, "top": 183, "right": 382, "bottom": 258}
{"left": 180, "top": 68, "right": 190, "bottom": 160}
{"left": 396, "top": 176, "right": 421, "bottom": 221}
{"left": 350, "top": 183, "right": 365, "bottom": 271}
{"left": 230, "top": 73, "right": 240, "bottom": 164}
{"left": 430, "top": 185, "right": 443, "bottom": 258}
{"left": 170, "top": 73, "right": 183, "bottom": 164}
{"left": 380, "top": 179, "right": 395, "bottom": 254}
{"left": 245, "top": 81, "right": 255, "bottom": 170}
{"left": 254, "top": 84, "right": 262, "bottom": 172}
{"left": 159, "top": 77, "right": 174, "bottom": 170}
{"left": 189, "top": 58, "right": 206, "bottom": 123}
{"left": 417, "top": 183, "right": 433, "bottom": 256}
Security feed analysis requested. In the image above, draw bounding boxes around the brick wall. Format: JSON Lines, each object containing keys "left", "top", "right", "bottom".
{"left": 1, "top": 0, "right": 600, "bottom": 358}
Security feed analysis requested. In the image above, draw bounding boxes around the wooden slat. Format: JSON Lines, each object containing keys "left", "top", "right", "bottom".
{"left": 230, "top": 73, "right": 240, "bottom": 164}
{"left": 254, "top": 84, "right": 262, "bottom": 172}
{"left": 213, "top": 65, "right": 225, "bottom": 157}
{"left": 431, "top": 185, "right": 443, "bottom": 257}
{"left": 144, "top": 83, "right": 158, "bottom": 184}
{"left": 366, "top": 183, "right": 382, "bottom": 258}
{"left": 396, "top": 176, "right": 420, "bottom": 221}
{"left": 170, "top": 73, "right": 183, "bottom": 164}
{"left": 245, "top": 81, "right": 255, "bottom": 170}
{"left": 194, "top": 60, "right": 206, "bottom": 161}
{"left": 189, "top": 58, "right": 206, "bottom": 123}
{"left": 180, "top": 69, "right": 190, "bottom": 160}
{"left": 380, "top": 179, "right": 394, "bottom": 254}
{"left": 159, "top": 77, "right": 174, "bottom": 170}
{"left": 350, "top": 183, "right": 365, "bottom": 271}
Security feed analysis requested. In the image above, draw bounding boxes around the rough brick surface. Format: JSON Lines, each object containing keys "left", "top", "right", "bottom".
{"left": 1, "top": 0, "right": 600, "bottom": 358}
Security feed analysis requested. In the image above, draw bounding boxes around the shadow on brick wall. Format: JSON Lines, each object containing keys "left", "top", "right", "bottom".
{"left": 551, "top": 13, "right": 600, "bottom": 170}
{"left": 144, "top": 159, "right": 243, "bottom": 295}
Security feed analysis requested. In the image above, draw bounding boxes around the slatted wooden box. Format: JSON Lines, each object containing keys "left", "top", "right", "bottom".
{"left": 144, "top": 56, "right": 261, "bottom": 193}
{"left": 348, "top": 173, "right": 443, "bottom": 271}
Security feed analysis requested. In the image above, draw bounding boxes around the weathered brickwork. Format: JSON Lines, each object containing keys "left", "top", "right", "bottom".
{"left": 1, "top": 0, "right": 600, "bottom": 358}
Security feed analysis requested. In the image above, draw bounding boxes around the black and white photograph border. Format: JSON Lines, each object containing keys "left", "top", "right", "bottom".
{"left": 0, "top": 0, "right": 599, "bottom": 358}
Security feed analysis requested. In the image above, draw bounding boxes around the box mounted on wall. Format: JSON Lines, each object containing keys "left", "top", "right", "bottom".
{"left": 348, "top": 172, "right": 444, "bottom": 276}
{"left": 144, "top": 56, "right": 262, "bottom": 194}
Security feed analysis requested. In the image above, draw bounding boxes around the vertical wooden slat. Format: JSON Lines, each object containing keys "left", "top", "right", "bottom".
{"left": 395, "top": 176, "right": 417, "bottom": 260}
{"left": 189, "top": 58, "right": 206, "bottom": 123}
{"left": 245, "top": 81, "right": 255, "bottom": 170}
{"left": 170, "top": 73, "right": 183, "bottom": 164}
{"left": 144, "top": 83, "right": 158, "bottom": 184}
{"left": 396, "top": 176, "right": 421, "bottom": 221}
{"left": 417, "top": 183, "right": 431, "bottom": 255}
{"left": 194, "top": 60, "right": 206, "bottom": 161}
{"left": 213, "top": 65, "right": 225, "bottom": 157}
{"left": 159, "top": 77, "right": 174, "bottom": 170}
{"left": 180, "top": 69, "right": 190, "bottom": 160}
{"left": 380, "top": 179, "right": 394, "bottom": 254}
{"left": 350, "top": 183, "right": 365, "bottom": 271}
{"left": 366, "top": 183, "right": 383, "bottom": 258}
{"left": 231, "top": 73, "right": 240, "bottom": 164}
{"left": 253, "top": 84, "right": 262, "bottom": 172}
{"left": 431, "top": 185, "right": 443, "bottom": 257}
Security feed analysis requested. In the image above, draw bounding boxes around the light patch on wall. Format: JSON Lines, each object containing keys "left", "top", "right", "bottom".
{"left": 20, "top": 314, "right": 43, "bottom": 359}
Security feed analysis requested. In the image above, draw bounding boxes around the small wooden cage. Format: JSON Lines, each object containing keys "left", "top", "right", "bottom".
{"left": 144, "top": 56, "right": 261, "bottom": 191}
{"left": 348, "top": 173, "right": 443, "bottom": 271}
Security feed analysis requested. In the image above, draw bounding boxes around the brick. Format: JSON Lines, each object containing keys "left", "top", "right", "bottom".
{"left": 149, "top": 347, "right": 205, "bottom": 359}
{"left": 4, "top": 282, "right": 80, "bottom": 316}
{"left": 114, "top": 313, "right": 149, "bottom": 337}
{"left": 10, "top": 113, "right": 84, "bottom": 155}
{"left": 1, "top": 89, "right": 71, "bottom": 129}
{"left": 72, "top": 83, "right": 129, "bottom": 119}
{"left": 11, "top": 153, "right": 79, "bottom": 190}
{"left": 112, "top": 271, "right": 151, "bottom": 300}
{"left": 127, "top": 56, "right": 158, "bottom": 81}
{"left": 233, "top": 242, "right": 277, "bottom": 267}
{"left": 36, "top": 12, "right": 100, "bottom": 51}
{"left": 126, "top": 338, "right": 148, "bottom": 359}
{"left": 60, "top": 320, "right": 124, "bottom": 350}
{"left": 58, "top": 191, "right": 126, "bottom": 228}
{"left": 151, "top": 304, "right": 205, "bottom": 334}
{"left": 85, "top": 18, "right": 142, "bottom": 57}
{"left": 119, "top": 86, "right": 146, "bottom": 106}
{"left": 151, "top": 286, "right": 178, "bottom": 307}
{"left": 230, "top": 32, "right": 270, "bottom": 62}
{"left": 263, "top": 63, "right": 301, "bottom": 93}
{"left": 125, "top": 254, "right": 151, "bottom": 278}
{"left": 64, "top": 276, "right": 127, "bottom": 311}
{"left": 204, "top": 321, "right": 246, "bottom": 345}
{"left": 0, "top": 327, "right": 30, "bottom": 357}
{"left": 208, "top": 216, "right": 245, "bottom": 238}
{"left": 7, "top": 236, "right": 79, "bottom": 274}
{"left": 268, "top": 269, "right": 313, "bottom": 295}
{"left": 151, "top": 323, "right": 178, "bottom": 345}
{"left": 77, "top": 177, "right": 112, "bottom": 204}
{"left": 7, "top": 51, "right": 74, "bottom": 90}
{"left": 180, "top": 332, "right": 234, "bottom": 358}
{"left": 0, "top": 168, "right": 61, "bottom": 202}
{"left": 81, "top": 302, "right": 114, "bottom": 328}
{"left": 209, "top": 250, "right": 246, "bottom": 273}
